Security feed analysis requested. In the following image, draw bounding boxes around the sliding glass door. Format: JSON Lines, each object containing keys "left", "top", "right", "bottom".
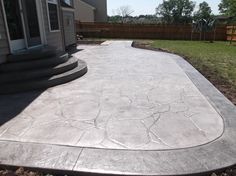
{"left": 3, "top": 0, "right": 42, "bottom": 52}
{"left": 22, "top": 0, "right": 41, "bottom": 47}
{"left": 3, "top": 0, "right": 26, "bottom": 51}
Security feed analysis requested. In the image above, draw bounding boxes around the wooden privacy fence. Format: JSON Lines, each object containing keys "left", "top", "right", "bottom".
{"left": 76, "top": 22, "right": 227, "bottom": 41}
{"left": 227, "top": 26, "right": 236, "bottom": 42}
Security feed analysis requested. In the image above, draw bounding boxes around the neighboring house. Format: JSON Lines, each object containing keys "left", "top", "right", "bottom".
{"left": 0, "top": 0, "right": 87, "bottom": 94}
{"left": 74, "top": 0, "right": 107, "bottom": 22}
{"left": 215, "top": 15, "right": 236, "bottom": 24}
{"left": 0, "top": 0, "right": 76, "bottom": 63}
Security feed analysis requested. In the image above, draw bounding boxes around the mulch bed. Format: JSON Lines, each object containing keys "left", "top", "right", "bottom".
{"left": 0, "top": 168, "right": 43, "bottom": 176}
{"left": 132, "top": 41, "right": 236, "bottom": 106}
{"left": 77, "top": 39, "right": 105, "bottom": 45}
{"left": 0, "top": 167, "right": 236, "bottom": 176}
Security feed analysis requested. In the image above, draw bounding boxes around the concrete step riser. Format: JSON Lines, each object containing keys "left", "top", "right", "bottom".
{"left": 0, "top": 60, "right": 78, "bottom": 84}
{"left": 0, "top": 54, "right": 69, "bottom": 72}
{"left": 7, "top": 48, "right": 57, "bottom": 63}
{"left": 0, "top": 61, "right": 87, "bottom": 94}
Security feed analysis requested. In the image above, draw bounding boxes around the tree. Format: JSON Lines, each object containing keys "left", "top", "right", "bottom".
{"left": 108, "top": 15, "right": 123, "bottom": 23}
{"left": 113, "top": 5, "right": 134, "bottom": 23}
{"left": 108, "top": 15, "right": 161, "bottom": 24}
{"left": 194, "top": 1, "right": 212, "bottom": 21}
{"left": 156, "top": 0, "right": 195, "bottom": 24}
{"left": 219, "top": 0, "right": 236, "bottom": 16}
{"left": 116, "top": 6, "right": 134, "bottom": 17}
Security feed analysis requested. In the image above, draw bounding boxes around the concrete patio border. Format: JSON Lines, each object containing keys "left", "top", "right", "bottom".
{"left": 0, "top": 43, "right": 235, "bottom": 176}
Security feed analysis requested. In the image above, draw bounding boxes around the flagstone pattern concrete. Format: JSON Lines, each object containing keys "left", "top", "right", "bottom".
{"left": 0, "top": 41, "right": 235, "bottom": 175}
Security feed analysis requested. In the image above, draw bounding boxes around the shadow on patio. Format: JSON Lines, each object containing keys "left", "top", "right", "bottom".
{"left": 0, "top": 91, "right": 44, "bottom": 126}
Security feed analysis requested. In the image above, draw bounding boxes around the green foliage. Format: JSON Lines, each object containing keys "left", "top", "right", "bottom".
{"left": 193, "top": 1, "right": 215, "bottom": 37}
{"left": 194, "top": 1, "right": 213, "bottom": 21}
{"left": 108, "top": 15, "right": 161, "bottom": 24}
{"left": 219, "top": 0, "right": 236, "bottom": 17}
{"left": 108, "top": 15, "right": 123, "bottom": 23}
{"left": 151, "top": 40, "right": 236, "bottom": 88}
{"left": 156, "top": 0, "right": 195, "bottom": 24}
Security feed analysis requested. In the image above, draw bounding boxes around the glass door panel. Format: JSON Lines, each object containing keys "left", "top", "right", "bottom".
{"left": 22, "top": 0, "right": 41, "bottom": 47}
{"left": 3, "top": 0, "right": 26, "bottom": 51}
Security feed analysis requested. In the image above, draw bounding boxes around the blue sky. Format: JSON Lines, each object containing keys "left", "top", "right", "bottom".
{"left": 107, "top": 0, "right": 221, "bottom": 16}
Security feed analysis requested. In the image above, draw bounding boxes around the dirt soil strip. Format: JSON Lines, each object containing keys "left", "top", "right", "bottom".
{"left": 77, "top": 40, "right": 105, "bottom": 45}
{"left": 0, "top": 166, "right": 236, "bottom": 176}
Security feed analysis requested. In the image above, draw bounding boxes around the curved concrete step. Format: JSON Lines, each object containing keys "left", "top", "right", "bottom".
{"left": 7, "top": 46, "right": 58, "bottom": 63}
{"left": 0, "top": 57, "right": 78, "bottom": 84}
{"left": 0, "top": 60, "right": 88, "bottom": 94}
{"left": 0, "top": 53, "right": 69, "bottom": 72}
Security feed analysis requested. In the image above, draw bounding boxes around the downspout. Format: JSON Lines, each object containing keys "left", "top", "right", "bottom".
{"left": 71, "top": 0, "right": 76, "bottom": 44}
{"left": 73, "top": 4, "right": 77, "bottom": 45}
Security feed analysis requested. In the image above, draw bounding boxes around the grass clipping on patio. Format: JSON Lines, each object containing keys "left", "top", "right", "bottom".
{"left": 134, "top": 40, "right": 236, "bottom": 105}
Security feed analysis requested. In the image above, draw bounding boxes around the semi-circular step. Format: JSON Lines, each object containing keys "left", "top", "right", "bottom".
{"left": 0, "top": 53, "right": 69, "bottom": 72}
{"left": 0, "top": 57, "right": 78, "bottom": 84}
{"left": 7, "top": 46, "right": 58, "bottom": 63}
{"left": 0, "top": 60, "right": 88, "bottom": 94}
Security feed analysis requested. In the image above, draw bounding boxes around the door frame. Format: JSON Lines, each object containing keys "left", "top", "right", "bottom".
{"left": 0, "top": 0, "right": 47, "bottom": 53}
{"left": 0, "top": 0, "right": 26, "bottom": 53}
{"left": 35, "top": 0, "right": 47, "bottom": 48}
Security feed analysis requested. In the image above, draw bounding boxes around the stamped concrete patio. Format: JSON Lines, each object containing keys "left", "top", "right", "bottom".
{"left": 0, "top": 41, "right": 235, "bottom": 175}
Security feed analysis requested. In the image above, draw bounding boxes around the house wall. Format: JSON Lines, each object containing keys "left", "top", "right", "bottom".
{"left": 62, "top": 10, "right": 76, "bottom": 46}
{"left": 74, "top": 0, "right": 95, "bottom": 22}
{"left": 0, "top": 0, "right": 65, "bottom": 64}
{"left": 41, "top": 0, "right": 64, "bottom": 51}
{"left": 0, "top": 1, "right": 10, "bottom": 63}
{"left": 82, "top": 0, "right": 107, "bottom": 22}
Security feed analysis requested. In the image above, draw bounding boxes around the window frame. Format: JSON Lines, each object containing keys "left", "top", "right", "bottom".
{"left": 47, "top": 0, "right": 60, "bottom": 32}
{"left": 63, "top": 0, "right": 73, "bottom": 7}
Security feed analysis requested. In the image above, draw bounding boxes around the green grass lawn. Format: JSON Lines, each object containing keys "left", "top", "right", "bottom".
{"left": 151, "top": 41, "right": 236, "bottom": 87}
{"left": 85, "top": 38, "right": 236, "bottom": 104}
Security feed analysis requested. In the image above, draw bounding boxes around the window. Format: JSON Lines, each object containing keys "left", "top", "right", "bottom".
{"left": 47, "top": 0, "right": 60, "bottom": 31}
{"left": 63, "top": 0, "right": 72, "bottom": 6}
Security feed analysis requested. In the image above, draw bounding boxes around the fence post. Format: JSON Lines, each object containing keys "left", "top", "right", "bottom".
{"left": 230, "top": 25, "right": 235, "bottom": 45}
